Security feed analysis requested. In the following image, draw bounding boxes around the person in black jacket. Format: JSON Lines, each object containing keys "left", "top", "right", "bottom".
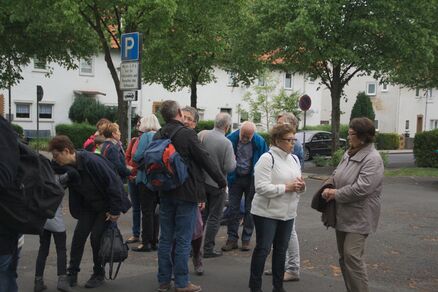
{"left": 48, "top": 135, "right": 126, "bottom": 289}
{"left": 156, "top": 100, "right": 227, "bottom": 292}
{"left": 0, "top": 116, "right": 21, "bottom": 292}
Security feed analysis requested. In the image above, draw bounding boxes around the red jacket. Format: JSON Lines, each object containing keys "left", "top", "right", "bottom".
{"left": 125, "top": 135, "right": 141, "bottom": 180}
{"left": 83, "top": 134, "right": 96, "bottom": 152}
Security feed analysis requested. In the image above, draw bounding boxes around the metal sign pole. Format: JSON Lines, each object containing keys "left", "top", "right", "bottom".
{"left": 302, "top": 110, "right": 307, "bottom": 171}
{"left": 128, "top": 100, "right": 132, "bottom": 143}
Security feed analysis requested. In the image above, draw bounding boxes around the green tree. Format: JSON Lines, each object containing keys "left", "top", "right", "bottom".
{"left": 69, "top": 95, "right": 117, "bottom": 125}
{"left": 241, "top": 0, "right": 437, "bottom": 153}
{"left": 141, "top": 0, "right": 249, "bottom": 108}
{"left": 0, "top": 0, "right": 97, "bottom": 88}
{"left": 350, "top": 92, "right": 375, "bottom": 121}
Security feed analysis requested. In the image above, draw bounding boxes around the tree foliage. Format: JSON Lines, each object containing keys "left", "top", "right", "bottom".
{"left": 0, "top": 0, "right": 97, "bottom": 88}
{"left": 69, "top": 95, "right": 117, "bottom": 125}
{"left": 141, "top": 0, "right": 249, "bottom": 108}
{"left": 240, "top": 0, "right": 437, "bottom": 152}
{"left": 350, "top": 91, "right": 375, "bottom": 121}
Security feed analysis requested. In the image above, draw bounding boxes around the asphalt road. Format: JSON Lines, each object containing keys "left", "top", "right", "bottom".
{"left": 16, "top": 176, "right": 438, "bottom": 292}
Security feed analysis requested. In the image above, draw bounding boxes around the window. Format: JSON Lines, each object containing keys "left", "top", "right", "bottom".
{"left": 284, "top": 72, "right": 292, "bottom": 89}
{"left": 374, "top": 120, "right": 379, "bottom": 130}
{"left": 16, "top": 103, "right": 31, "bottom": 119}
{"left": 240, "top": 110, "right": 249, "bottom": 123}
{"left": 33, "top": 58, "right": 47, "bottom": 71}
{"left": 366, "top": 82, "right": 377, "bottom": 96}
{"left": 227, "top": 71, "right": 237, "bottom": 87}
{"left": 197, "top": 109, "right": 205, "bottom": 121}
{"left": 381, "top": 83, "right": 388, "bottom": 92}
{"left": 79, "top": 58, "right": 94, "bottom": 76}
{"left": 38, "top": 104, "right": 53, "bottom": 119}
{"left": 415, "top": 88, "right": 420, "bottom": 97}
{"left": 152, "top": 101, "right": 162, "bottom": 113}
{"left": 253, "top": 112, "right": 261, "bottom": 123}
{"left": 220, "top": 108, "right": 232, "bottom": 115}
{"left": 427, "top": 88, "right": 433, "bottom": 99}
{"left": 320, "top": 133, "right": 331, "bottom": 140}
{"left": 430, "top": 120, "right": 438, "bottom": 130}
{"left": 405, "top": 120, "right": 409, "bottom": 130}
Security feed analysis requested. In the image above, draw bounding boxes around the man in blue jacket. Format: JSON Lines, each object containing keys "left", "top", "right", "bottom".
{"left": 222, "top": 121, "right": 268, "bottom": 252}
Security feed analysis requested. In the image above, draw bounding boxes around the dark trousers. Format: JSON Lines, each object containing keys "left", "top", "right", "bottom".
{"left": 249, "top": 215, "right": 294, "bottom": 291}
{"left": 35, "top": 230, "right": 67, "bottom": 277}
{"left": 138, "top": 184, "right": 159, "bottom": 245}
{"left": 68, "top": 211, "right": 106, "bottom": 275}
{"left": 0, "top": 245, "right": 20, "bottom": 292}
{"left": 227, "top": 175, "right": 255, "bottom": 242}
{"left": 203, "top": 184, "right": 226, "bottom": 253}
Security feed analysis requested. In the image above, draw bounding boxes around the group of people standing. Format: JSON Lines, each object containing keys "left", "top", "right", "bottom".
{"left": 0, "top": 98, "right": 384, "bottom": 292}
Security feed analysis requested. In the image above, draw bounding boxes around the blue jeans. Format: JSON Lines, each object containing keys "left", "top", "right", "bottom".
{"left": 249, "top": 215, "right": 294, "bottom": 291}
{"left": 0, "top": 248, "right": 20, "bottom": 292}
{"left": 227, "top": 175, "right": 255, "bottom": 242}
{"left": 128, "top": 181, "right": 141, "bottom": 238}
{"left": 157, "top": 197, "right": 196, "bottom": 288}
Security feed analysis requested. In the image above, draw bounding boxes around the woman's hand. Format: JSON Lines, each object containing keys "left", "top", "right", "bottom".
{"left": 322, "top": 188, "right": 336, "bottom": 201}
{"left": 285, "top": 177, "right": 305, "bottom": 192}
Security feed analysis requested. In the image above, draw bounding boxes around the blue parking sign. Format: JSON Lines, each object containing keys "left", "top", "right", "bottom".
{"left": 121, "top": 32, "right": 140, "bottom": 61}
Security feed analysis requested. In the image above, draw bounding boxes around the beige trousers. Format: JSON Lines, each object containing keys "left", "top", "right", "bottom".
{"left": 336, "top": 231, "right": 369, "bottom": 292}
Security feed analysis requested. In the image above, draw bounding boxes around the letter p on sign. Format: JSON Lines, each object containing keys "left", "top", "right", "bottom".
{"left": 121, "top": 32, "right": 140, "bottom": 61}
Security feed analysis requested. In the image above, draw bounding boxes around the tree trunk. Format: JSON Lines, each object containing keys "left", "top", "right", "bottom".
{"left": 190, "top": 77, "right": 198, "bottom": 108}
{"left": 330, "top": 65, "right": 342, "bottom": 155}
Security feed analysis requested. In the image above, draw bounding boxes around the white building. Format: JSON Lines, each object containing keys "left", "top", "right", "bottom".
{"left": 1, "top": 51, "right": 437, "bottom": 138}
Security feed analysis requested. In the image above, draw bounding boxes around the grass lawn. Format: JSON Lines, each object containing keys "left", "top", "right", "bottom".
{"left": 385, "top": 167, "right": 438, "bottom": 177}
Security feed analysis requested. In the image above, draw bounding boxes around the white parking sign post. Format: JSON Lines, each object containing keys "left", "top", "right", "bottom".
{"left": 121, "top": 32, "right": 142, "bottom": 142}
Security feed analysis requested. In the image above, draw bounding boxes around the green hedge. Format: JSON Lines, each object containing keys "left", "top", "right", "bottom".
{"left": 258, "top": 132, "right": 270, "bottom": 146}
{"left": 414, "top": 129, "right": 438, "bottom": 167}
{"left": 303, "top": 124, "right": 349, "bottom": 139}
{"left": 55, "top": 123, "right": 95, "bottom": 149}
{"left": 11, "top": 123, "right": 24, "bottom": 136}
{"left": 195, "top": 120, "right": 214, "bottom": 133}
{"left": 376, "top": 133, "right": 399, "bottom": 150}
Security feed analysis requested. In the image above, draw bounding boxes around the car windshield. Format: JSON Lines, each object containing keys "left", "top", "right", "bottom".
{"left": 295, "top": 132, "right": 312, "bottom": 143}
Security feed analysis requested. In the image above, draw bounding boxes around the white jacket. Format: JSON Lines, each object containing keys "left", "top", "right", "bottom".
{"left": 251, "top": 146, "right": 304, "bottom": 221}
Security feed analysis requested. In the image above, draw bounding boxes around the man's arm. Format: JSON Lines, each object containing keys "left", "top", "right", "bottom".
{"left": 0, "top": 117, "right": 19, "bottom": 187}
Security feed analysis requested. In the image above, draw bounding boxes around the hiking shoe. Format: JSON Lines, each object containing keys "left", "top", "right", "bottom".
{"left": 34, "top": 276, "right": 47, "bottom": 292}
{"left": 283, "top": 271, "right": 300, "bottom": 282}
{"left": 157, "top": 282, "right": 172, "bottom": 292}
{"left": 66, "top": 273, "right": 77, "bottom": 287}
{"left": 126, "top": 236, "right": 140, "bottom": 244}
{"left": 57, "top": 275, "right": 72, "bottom": 292}
{"left": 203, "top": 250, "right": 223, "bottom": 258}
{"left": 193, "top": 256, "right": 204, "bottom": 276}
{"left": 221, "top": 240, "right": 238, "bottom": 252}
{"left": 175, "top": 282, "right": 202, "bottom": 292}
{"left": 241, "top": 241, "right": 251, "bottom": 251}
{"left": 84, "top": 273, "right": 104, "bottom": 288}
{"left": 132, "top": 243, "right": 152, "bottom": 252}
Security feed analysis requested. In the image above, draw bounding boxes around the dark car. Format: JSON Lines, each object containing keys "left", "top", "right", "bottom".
{"left": 296, "top": 131, "right": 347, "bottom": 161}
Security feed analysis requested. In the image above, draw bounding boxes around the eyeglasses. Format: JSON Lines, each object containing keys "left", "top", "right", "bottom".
{"left": 281, "top": 138, "right": 297, "bottom": 143}
{"left": 348, "top": 132, "right": 357, "bottom": 136}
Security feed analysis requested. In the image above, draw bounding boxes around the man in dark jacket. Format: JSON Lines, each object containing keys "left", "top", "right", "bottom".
{"left": 48, "top": 135, "right": 125, "bottom": 289}
{"left": 0, "top": 116, "right": 20, "bottom": 292}
{"left": 155, "top": 100, "right": 227, "bottom": 292}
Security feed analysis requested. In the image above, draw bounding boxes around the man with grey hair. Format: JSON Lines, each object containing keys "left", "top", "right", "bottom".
{"left": 154, "top": 100, "right": 227, "bottom": 292}
{"left": 198, "top": 113, "right": 236, "bottom": 258}
{"left": 222, "top": 121, "right": 268, "bottom": 252}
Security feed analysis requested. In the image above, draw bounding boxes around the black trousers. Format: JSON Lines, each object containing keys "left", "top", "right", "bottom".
{"left": 138, "top": 184, "right": 159, "bottom": 245}
{"left": 35, "top": 229, "right": 67, "bottom": 277}
{"left": 68, "top": 211, "right": 106, "bottom": 275}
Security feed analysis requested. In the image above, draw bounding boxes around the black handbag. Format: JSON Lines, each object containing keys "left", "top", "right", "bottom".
{"left": 99, "top": 222, "right": 129, "bottom": 280}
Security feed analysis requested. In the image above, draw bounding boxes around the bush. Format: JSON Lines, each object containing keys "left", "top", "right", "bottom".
{"left": 69, "top": 95, "right": 117, "bottom": 125}
{"left": 379, "top": 151, "right": 389, "bottom": 167}
{"left": 376, "top": 133, "right": 399, "bottom": 150}
{"left": 350, "top": 91, "right": 376, "bottom": 121}
{"left": 258, "top": 132, "right": 270, "bottom": 146}
{"left": 331, "top": 148, "right": 345, "bottom": 166}
{"left": 195, "top": 120, "right": 214, "bottom": 133}
{"left": 29, "top": 138, "right": 50, "bottom": 151}
{"left": 55, "top": 123, "right": 95, "bottom": 149}
{"left": 314, "top": 155, "right": 329, "bottom": 167}
{"left": 11, "top": 123, "right": 24, "bottom": 136}
{"left": 413, "top": 129, "right": 438, "bottom": 167}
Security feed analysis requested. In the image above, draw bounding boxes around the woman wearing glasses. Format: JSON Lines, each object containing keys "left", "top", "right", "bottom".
{"left": 249, "top": 123, "right": 305, "bottom": 292}
{"left": 322, "top": 117, "right": 384, "bottom": 292}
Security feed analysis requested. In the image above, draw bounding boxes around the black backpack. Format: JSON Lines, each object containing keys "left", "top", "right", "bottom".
{"left": 99, "top": 222, "right": 129, "bottom": 280}
{"left": 0, "top": 141, "right": 65, "bottom": 234}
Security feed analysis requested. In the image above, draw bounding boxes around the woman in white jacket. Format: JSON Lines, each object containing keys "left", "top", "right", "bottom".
{"left": 249, "top": 123, "right": 305, "bottom": 292}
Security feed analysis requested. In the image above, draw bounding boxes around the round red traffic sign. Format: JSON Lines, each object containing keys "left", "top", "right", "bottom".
{"left": 299, "top": 94, "right": 311, "bottom": 111}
